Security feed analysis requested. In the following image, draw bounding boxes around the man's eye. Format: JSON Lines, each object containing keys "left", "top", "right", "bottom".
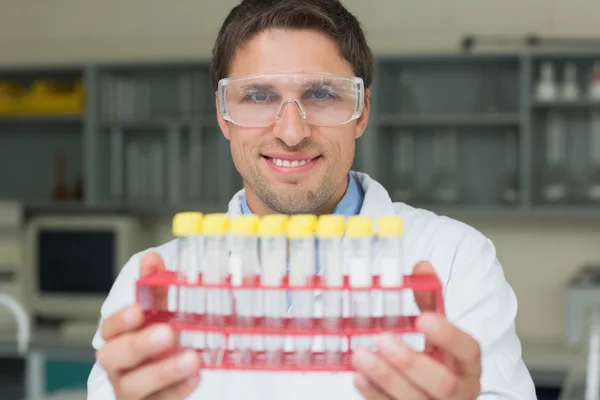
{"left": 309, "top": 89, "right": 336, "bottom": 100}
{"left": 251, "top": 91, "right": 268, "bottom": 101}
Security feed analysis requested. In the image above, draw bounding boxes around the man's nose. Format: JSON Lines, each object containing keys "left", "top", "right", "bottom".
{"left": 272, "top": 100, "right": 311, "bottom": 147}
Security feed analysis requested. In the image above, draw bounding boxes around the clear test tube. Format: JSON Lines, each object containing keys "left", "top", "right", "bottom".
{"left": 230, "top": 215, "right": 260, "bottom": 366}
{"left": 287, "top": 214, "right": 317, "bottom": 367}
{"left": 377, "top": 216, "right": 405, "bottom": 328}
{"left": 258, "top": 214, "right": 289, "bottom": 366}
{"left": 316, "top": 215, "right": 345, "bottom": 366}
{"left": 172, "top": 212, "right": 204, "bottom": 350}
{"left": 201, "top": 213, "right": 230, "bottom": 366}
{"left": 346, "top": 216, "right": 373, "bottom": 350}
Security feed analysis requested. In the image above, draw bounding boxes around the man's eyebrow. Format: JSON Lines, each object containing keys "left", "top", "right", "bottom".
{"left": 240, "top": 83, "right": 276, "bottom": 91}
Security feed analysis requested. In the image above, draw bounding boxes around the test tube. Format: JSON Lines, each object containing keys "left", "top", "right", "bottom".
{"left": 201, "top": 213, "right": 230, "bottom": 366}
{"left": 230, "top": 215, "right": 260, "bottom": 366}
{"left": 172, "top": 212, "right": 204, "bottom": 350}
{"left": 316, "top": 215, "right": 345, "bottom": 366}
{"left": 377, "top": 216, "right": 405, "bottom": 328}
{"left": 288, "top": 214, "right": 317, "bottom": 366}
{"left": 258, "top": 214, "right": 289, "bottom": 366}
{"left": 346, "top": 216, "right": 373, "bottom": 350}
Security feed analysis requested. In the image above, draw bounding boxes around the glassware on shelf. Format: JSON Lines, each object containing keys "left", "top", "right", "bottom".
{"left": 126, "top": 142, "right": 140, "bottom": 202}
{"left": 540, "top": 111, "right": 571, "bottom": 203}
{"left": 391, "top": 131, "right": 416, "bottom": 203}
{"left": 51, "top": 153, "right": 70, "bottom": 201}
{"left": 498, "top": 131, "right": 520, "bottom": 205}
{"left": 535, "top": 62, "right": 558, "bottom": 102}
{"left": 481, "top": 66, "right": 499, "bottom": 113}
{"left": 562, "top": 62, "right": 580, "bottom": 101}
{"left": 430, "top": 130, "right": 460, "bottom": 203}
{"left": 585, "top": 111, "right": 600, "bottom": 202}
{"left": 589, "top": 62, "right": 600, "bottom": 101}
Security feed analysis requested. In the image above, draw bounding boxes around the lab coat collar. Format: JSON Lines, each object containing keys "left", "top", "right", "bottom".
{"left": 226, "top": 170, "right": 396, "bottom": 228}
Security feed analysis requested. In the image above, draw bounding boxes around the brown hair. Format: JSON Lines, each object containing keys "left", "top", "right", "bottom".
{"left": 209, "top": 0, "right": 374, "bottom": 90}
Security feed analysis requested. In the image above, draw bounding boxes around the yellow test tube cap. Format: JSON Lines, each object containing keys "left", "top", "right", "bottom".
{"left": 287, "top": 214, "right": 317, "bottom": 238}
{"left": 346, "top": 215, "right": 373, "bottom": 238}
{"left": 172, "top": 212, "right": 203, "bottom": 236}
{"left": 316, "top": 214, "right": 346, "bottom": 238}
{"left": 231, "top": 215, "right": 259, "bottom": 236}
{"left": 259, "top": 214, "right": 289, "bottom": 236}
{"left": 378, "top": 216, "right": 404, "bottom": 237}
{"left": 203, "top": 213, "right": 230, "bottom": 235}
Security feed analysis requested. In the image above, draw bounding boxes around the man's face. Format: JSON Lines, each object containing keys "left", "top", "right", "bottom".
{"left": 217, "top": 29, "right": 370, "bottom": 214}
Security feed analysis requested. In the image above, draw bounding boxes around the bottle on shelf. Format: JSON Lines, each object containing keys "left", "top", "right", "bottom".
{"left": 589, "top": 61, "right": 600, "bottom": 101}
{"left": 499, "top": 130, "right": 520, "bottom": 205}
{"left": 51, "top": 153, "right": 69, "bottom": 201}
{"left": 430, "top": 130, "right": 460, "bottom": 203}
{"left": 535, "top": 62, "right": 558, "bottom": 102}
{"left": 392, "top": 131, "right": 416, "bottom": 203}
{"left": 562, "top": 62, "right": 580, "bottom": 101}
{"left": 585, "top": 111, "right": 600, "bottom": 202}
{"left": 540, "top": 111, "right": 572, "bottom": 203}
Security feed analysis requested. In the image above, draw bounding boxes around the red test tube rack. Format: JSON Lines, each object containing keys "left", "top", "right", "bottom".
{"left": 136, "top": 270, "right": 445, "bottom": 372}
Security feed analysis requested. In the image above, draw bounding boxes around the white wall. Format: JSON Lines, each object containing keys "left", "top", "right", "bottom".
{"left": 5, "top": 0, "right": 600, "bottom": 342}
{"left": 3, "top": 0, "right": 600, "bottom": 65}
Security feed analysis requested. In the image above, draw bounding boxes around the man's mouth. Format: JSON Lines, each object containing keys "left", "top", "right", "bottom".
{"left": 264, "top": 156, "right": 319, "bottom": 168}
{"left": 261, "top": 153, "right": 321, "bottom": 174}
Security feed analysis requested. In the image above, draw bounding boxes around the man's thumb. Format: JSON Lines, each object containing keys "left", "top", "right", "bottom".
{"left": 138, "top": 251, "right": 169, "bottom": 310}
{"left": 411, "top": 261, "right": 439, "bottom": 313}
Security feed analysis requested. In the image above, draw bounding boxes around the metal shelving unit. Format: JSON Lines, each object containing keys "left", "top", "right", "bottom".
{"left": 1, "top": 51, "right": 600, "bottom": 216}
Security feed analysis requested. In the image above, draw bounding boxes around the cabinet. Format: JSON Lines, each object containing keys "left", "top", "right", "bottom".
{"left": 1, "top": 51, "right": 600, "bottom": 216}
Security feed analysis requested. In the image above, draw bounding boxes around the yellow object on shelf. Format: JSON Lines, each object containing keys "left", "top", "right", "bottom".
{"left": 0, "top": 83, "right": 24, "bottom": 116}
{"left": 0, "top": 79, "right": 85, "bottom": 116}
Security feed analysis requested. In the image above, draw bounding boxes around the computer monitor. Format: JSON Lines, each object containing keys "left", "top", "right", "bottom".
{"left": 23, "top": 214, "right": 147, "bottom": 321}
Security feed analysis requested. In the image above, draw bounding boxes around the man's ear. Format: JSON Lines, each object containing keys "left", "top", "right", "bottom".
{"left": 355, "top": 88, "right": 370, "bottom": 139}
{"left": 215, "top": 91, "right": 231, "bottom": 140}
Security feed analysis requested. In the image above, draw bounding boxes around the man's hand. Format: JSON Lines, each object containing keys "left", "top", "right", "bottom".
{"left": 351, "top": 261, "right": 481, "bottom": 400}
{"left": 95, "top": 252, "right": 201, "bottom": 400}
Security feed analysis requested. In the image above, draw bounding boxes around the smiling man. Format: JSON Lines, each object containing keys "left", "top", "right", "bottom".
{"left": 87, "top": 1, "right": 537, "bottom": 399}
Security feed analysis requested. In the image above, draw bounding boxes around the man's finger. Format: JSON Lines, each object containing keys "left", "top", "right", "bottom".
{"left": 416, "top": 313, "right": 481, "bottom": 376}
{"left": 353, "top": 373, "right": 391, "bottom": 400}
{"left": 118, "top": 349, "right": 200, "bottom": 400}
{"left": 149, "top": 375, "right": 201, "bottom": 400}
{"left": 411, "top": 261, "right": 438, "bottom": 312}
{"left": 375, "top": 333, "right": 458, "bottom": 399}
{"left": 139, "top": 251, "right": 169, "bottom": 310}
{"left": 100, "top": 305, "right": 144, "bottom": 341}
{"left": 351, "top": 348, "right": 423, "bottom": 400}
{"left": 97, "top": 324, "right": 176, "bottom": 374}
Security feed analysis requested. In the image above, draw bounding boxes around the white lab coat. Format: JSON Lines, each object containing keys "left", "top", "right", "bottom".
{"left": 87, "top": 171, "right": 537, "bottom": 399}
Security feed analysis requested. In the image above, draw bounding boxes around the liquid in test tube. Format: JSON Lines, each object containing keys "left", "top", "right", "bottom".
{"left": 316, "top": 215, "right": 345, "bottom": 366}
{"left": 258, "top": 214, "right": 289, "bottom": 366}
{"left": 288, "top": 214, "right": 317, "bottom": 367}
{"left": 201, "top": 213, "right": 230, "bottom": 366}
{"left": 377, "top": 216, "right": 405, "bottom": 329}
{"left": 230, "top": 215, "right": 260, "bottom": 367}
{"left": 172, "top": 212, "right": 204, "bottom": 351}
{"left": 346, "top": 216, "right": 373, "bottom": 350}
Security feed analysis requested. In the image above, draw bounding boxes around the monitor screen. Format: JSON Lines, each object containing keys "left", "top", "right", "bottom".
{"left": 37, "top": 229, "right": 115, "bottom": 295}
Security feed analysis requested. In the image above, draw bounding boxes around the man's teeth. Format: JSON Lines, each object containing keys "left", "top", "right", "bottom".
{"left": 269, "top": 158, "right": 312, "bottom": 168}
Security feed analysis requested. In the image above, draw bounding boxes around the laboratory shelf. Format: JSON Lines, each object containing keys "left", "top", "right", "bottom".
{"left": 377, "top": 113, "right": 521, "bottom": 127}
{"left": 1, "top": 50, "right": 600, "bottom": 216}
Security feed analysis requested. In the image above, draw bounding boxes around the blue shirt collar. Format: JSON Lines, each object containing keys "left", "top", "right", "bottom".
{"left": 240, "top": 173, "right": 364, "bottom": 216}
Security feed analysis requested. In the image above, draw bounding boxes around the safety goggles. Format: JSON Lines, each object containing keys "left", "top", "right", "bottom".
{"left": 217, "top": 72, "right": 365, "bottom": 128}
